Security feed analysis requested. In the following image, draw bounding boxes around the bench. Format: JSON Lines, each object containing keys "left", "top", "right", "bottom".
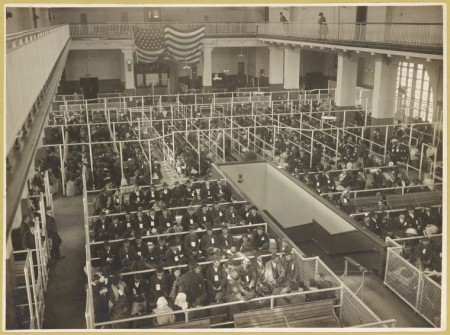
{"left": 234, "top": 299, "right": 339, "bottom": 328}
{"left": 154, "top": 317, "right": 210, "bottom": 329}
{"left": 351, "top": 191, "right": 442, "bottom": 212}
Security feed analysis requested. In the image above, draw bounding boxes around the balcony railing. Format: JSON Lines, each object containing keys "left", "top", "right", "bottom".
{"left": 258, "top": 22, "right": 443, "bottom": 48}
{"left": 69, "top": 22, "right": 443, "bottom": 49}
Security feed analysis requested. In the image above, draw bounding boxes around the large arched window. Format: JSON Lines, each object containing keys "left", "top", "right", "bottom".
{"left": 395, "top": 61, "right": 434, "bottom": 122}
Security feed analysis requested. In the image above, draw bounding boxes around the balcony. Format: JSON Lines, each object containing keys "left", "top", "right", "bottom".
{"left": 68, "top": 22, "right": 443, "bottom": 54}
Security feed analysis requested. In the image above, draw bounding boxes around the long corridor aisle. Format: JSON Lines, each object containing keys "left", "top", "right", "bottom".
{"left": 43, "top": 196, "right": 86, "bottom": 329}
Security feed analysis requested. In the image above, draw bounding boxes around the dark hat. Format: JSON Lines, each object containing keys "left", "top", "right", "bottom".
{"left": 221, "top": 224, "right": 229, "bottom": 230}
{"left": 162, "top": 182, "right": 168, "bottom": 187}
{"left": 249, "top": 205, "right": 257, "bottom": 211}
{"left": 284, "top": 247, "right": 293, "bottom": 255}
{"left": 110, "top": 276, "right": 120, "bottom": 286}
{"left": 205, "top": 223, "right": 213, "bottom": 231}
{"left": 156, "top": 265, "right": 164, "bottom": 273}
{"left": 257, "top": 225, "right": 264, "bottom": 231}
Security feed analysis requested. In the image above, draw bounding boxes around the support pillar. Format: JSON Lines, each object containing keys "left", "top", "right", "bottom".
{"left": 202, "top": 44, "right": 213, "bottom": 89}
{"left": 283, "top": 48, "right": 300, "bottom": 90}
{"left": 269, "top": 46, "right": 284, "bottom": 90}
{"left": 335, "top": 52, "right": 358, "bottom": 124}
{"left": 121, "top": 48, "right": 135, "bottom": 94}
{"left": 371, "top": 56, "right": 398, "bottom": 127}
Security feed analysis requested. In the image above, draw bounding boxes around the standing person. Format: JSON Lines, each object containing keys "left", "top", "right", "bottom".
{"left": 280, "top": 12, "right": 288, "bottom": 23}
{"left": 318, "top": 12, "right": 328, "bottom": 39}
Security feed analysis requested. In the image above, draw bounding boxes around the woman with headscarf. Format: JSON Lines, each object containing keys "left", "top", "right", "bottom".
{"left": 172, "top": 292, "right": 189, "bottom": 322}
{"left": 152, "top": 297, "right": 175, "bottom": 326}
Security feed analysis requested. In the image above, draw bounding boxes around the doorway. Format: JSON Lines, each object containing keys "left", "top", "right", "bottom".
{"left": 80, "top": 13, "right": 87, "bottom": 24}
{"left": 80, "top": 77, "right": 99, "bottom": 100}
{"left": 355, "top": 6, "right": 368, "bottom": 40}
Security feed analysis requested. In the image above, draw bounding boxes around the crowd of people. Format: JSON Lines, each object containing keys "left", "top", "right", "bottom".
{"left": 90, "top": 234, "right": 336, "bottom": 328}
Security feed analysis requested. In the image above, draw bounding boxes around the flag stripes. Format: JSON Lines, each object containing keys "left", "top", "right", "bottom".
{"left": 132, "top": 25, "right": 205, "bottom": 64}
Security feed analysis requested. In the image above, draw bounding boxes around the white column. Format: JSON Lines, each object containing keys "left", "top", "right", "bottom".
{"left": 335, "top": 52, "right": 358, "bottom": 107}
{"left": 202, "top": 45, "right": 213, "bottom": 88}
{"left": 269, "top": 46, "right": 284, "bottom": 86}
{"left": 283, "top": 48, "right": 300, "bottom": 89}
{"left": 371, "top": 56, "right": 398, "bottom": 120}
{"left": 122, "top": 48, "right": 135, "bottom": 91}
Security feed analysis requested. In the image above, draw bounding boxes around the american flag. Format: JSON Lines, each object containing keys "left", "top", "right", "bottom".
{"left": 132, "top": 25, "right": 205, "bottom": 64}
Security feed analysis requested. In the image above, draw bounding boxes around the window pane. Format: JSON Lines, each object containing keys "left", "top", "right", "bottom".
{"left": 408, "top": 68, "right": 414, "bottom": 77}
{"left": 415, "top": 79, "right": 422, "bottom": 89}
{"left": 402, "top": 68, "right": 407, "bottom": 76}
{"left": 401, "top": 77, "right": 407, "bottom": 86}
{"left": 418, "top": 63, "right": 424, "bottom": 70}
{"left": 407, "top": 78, "right": 413, "bottom": 87}
{"left": 423, "top": 81, "right": 429, "bottom": 91}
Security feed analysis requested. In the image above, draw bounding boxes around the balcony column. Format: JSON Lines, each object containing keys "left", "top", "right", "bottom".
{"left": 283, "top": 48, "right": 300, "bottom": 90}
{"left": 269, "top": 45, "right": 284, "bottom": 90}
{"left": 202, "top": 43, "right": 214, "bottom": 88}
{"left": 335, "top": 52, "right": 358, "bottom": 124}
{"left": 121, "top": 48, "right": 135, "bottom": 94}
{"left": 371, "top": 56, "right": 398, "bottom": 127}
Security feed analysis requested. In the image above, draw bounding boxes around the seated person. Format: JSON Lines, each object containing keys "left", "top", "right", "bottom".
{"left": 151, "top": 297, "right": 175, "bottom": 326}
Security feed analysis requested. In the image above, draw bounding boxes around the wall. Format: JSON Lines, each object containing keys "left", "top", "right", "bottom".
{"left": 64, "top": 49, "right": 123, "bottom": 81}
{"left": 389, "top": 5, "right": 443, "bottom": 23}
{"left": 6, "top": 25, "right": 70, "bottom": 153}
{"left": 246, "top": 47, "right": 269, "bottom": 77}
{"left": 6, "top": 7, "right": 52, "bottom": 34}
{"left": 52, "top": 7, "right": 265, "bottom": 24}
{"left": 264, "top": 164, "right": 355, "bottom": 234}
{"left": 220, "top": 162, "right": 355, "bottom": 234}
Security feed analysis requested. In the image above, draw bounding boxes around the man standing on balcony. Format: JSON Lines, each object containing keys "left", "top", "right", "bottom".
{"left": 318, "top": 12, "right": 328, "bottom": 39}
{"left": 280, "top": 12, "right": 288, "bottom": 23}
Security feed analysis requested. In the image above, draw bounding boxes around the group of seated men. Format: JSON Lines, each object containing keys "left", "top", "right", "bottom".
{"left": 93, "top": 178, "right": 232, "bottom": 215}
{"left": 90, "top": 232, "right": 336, "bottom": 328}
{"left": 357, "top": 204, "right": 441, "bottom": 242}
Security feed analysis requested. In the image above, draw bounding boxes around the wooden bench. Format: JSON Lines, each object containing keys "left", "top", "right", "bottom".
{"left": 154, "top": 317, "right": 210, "bottom": 329}
{"left": 351, "top": 191, "right": 442, "bottom": 212}
{"left": 234, "top": 299, "right": 339, "bottom": 328}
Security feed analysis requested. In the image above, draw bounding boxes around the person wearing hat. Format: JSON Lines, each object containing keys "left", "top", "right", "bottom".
{"left": 206, "top": 256, "right": 227, "bottom": 300}
{"left": 151, "top": 237, "right": 169, "bottom": 266}
{"left": 183, "top": 224, "right": 201, "bottom": 261}
{"left": 210, "top": 201, "right": 225, "bottom": 225}
{"left": 216, "top": 224, "right": 235, "bottom": 252}
{"left": 246, "top": 206, "right": 263, "bottom": 226}
{"left": 94, "top": 212, "right": 111, "bottom": 242}
{"left": 281, "top": 247, "right": 298, "bottom": 281}
{"left": 108, "top": 275, "right": 131, "bottom": 328}
{"left": 134, "top": 207, "right": 150, "bottom": 234}
{"left": 177, "top": 262, "right": 207, "bottom": 305}
{"left": 200, "top": 178, "right": 218, "bottom": 201}
{"left": 263, "top": 252, "right": 286, "bottom": 288}
{"left": 118, "top": 238, "right": 138, "bottom": 263}
{"left": 200, "top": 223, "right": 217, "bottom": 255}
{"left": 237, "top": 233, "right": 255, "bottom": 254}
{"left": 239, "top": 257, "right": 257, "bottom": 290}
{"left": 98, "top": 240, "right": 119, "bottom": 272}
{"left": 160, "top": 182, "right": 172, "bottom": 207}
{"left": 44, "top": 207, "right": 64, "bottom": 260}
{"left": 184, "top": 179, "right": 198, "bottom": 205}
{"left": 145, "top": 183, "right": 159, "bottom": 206}
{"left": 164, "top": 244, "right": 186, "bottom": 267}
{"left": 132, "top": 234, "right": 150, "bottom": 262}
{"left": 224, "top": 202, "right": 241, "bottom": 226}
{"left": 94, "top": 187, "right": 108, "bottom": 214}
{"left": 171, "top": 181, "right": 185, "bottom": 208}
{"left": 91, "top": 273, "right": 110, "bottom": 323}
{"left": 148, "top": 266, "right": 170, "bottom": 304}
{"left": 413, "top": 237, "right": 432, "bottom": 270}
{"left": 181, "top": 206, "right": 196, "bottom": 231}
{"left": 253, "top": 225, "right": 270, "bottom": 251}
{"left": 158, "top": 207, "right": 174, "bottom": 234}
{"left": 195, "top": 202, "right": 214, "bottom": 228}
{"left": 108, "top": 217, "right": 126, "bottom": 240}
{"left": 217, "top": 179, "right": 232, "bottom": 202}
{"left": 129, "top": 185, "right": 145, "bottom": 211}
{"left": 405, "top": 206, "right": 421, "bottom": 231}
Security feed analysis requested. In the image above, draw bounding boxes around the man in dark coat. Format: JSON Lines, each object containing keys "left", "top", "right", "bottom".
{"left": 177, "top": 262, "right": 207, "bottom": 305}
